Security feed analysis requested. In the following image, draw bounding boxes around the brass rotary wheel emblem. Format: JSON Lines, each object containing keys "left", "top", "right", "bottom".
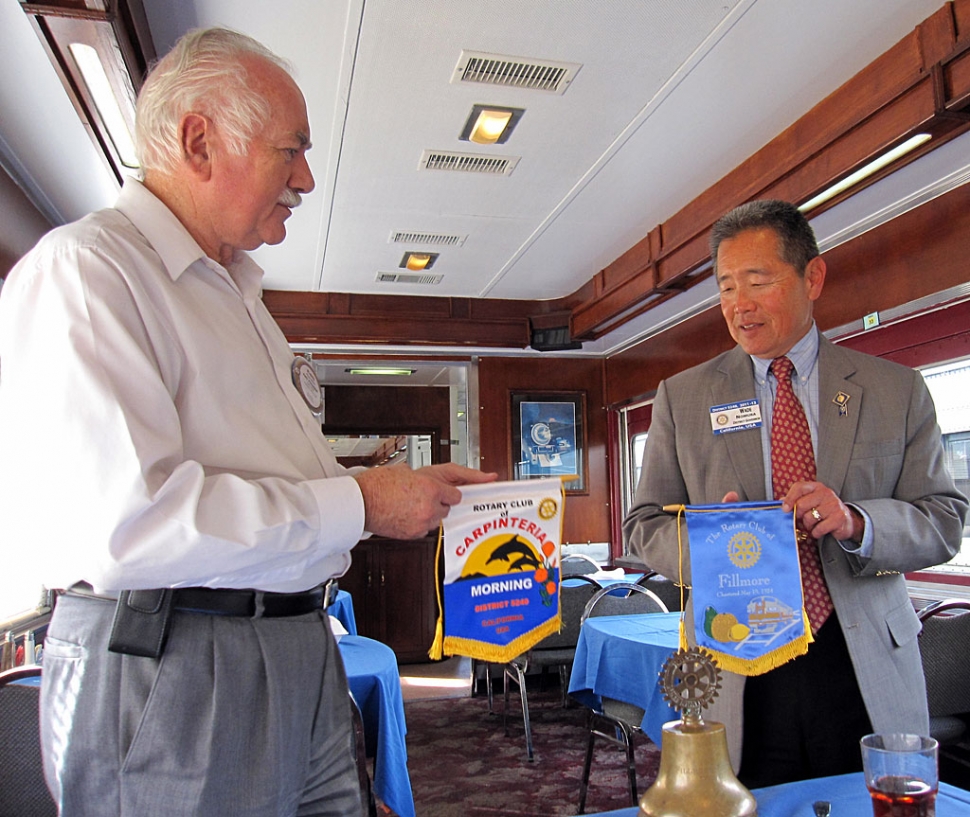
{"left": 727, "top": 531, "right": 761, "bottom": 569}
{"left": 538, "top": 498, "right": 558, "bottom": 520}
{"left": 659, "top": 648, "right": 721, "bottom": 717}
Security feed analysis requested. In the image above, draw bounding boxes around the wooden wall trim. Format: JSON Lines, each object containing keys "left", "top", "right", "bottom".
{"left": 262, "top": 289, "right": 588, "bottom": 348}
{"left": 263, "top": 1, "right": 970, "bottom": 352}
{"left": 840, "top": 298, "right": 970, "bottom": 368}
{"left": 272, "top": 312, "right": 531, "bottom": 348}
{"left": 603, "top": 178, "right": 970, "bottom": 407}
{"left": 573, "top": 0, "right": 970, "bottom": 342}
{"left": 263, "top": 289, "right": 534, "bottom": 347}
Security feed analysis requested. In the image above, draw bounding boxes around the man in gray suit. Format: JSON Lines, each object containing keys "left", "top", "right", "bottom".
{"left": 624, "top": 200, "right": 967, "bottom": 787}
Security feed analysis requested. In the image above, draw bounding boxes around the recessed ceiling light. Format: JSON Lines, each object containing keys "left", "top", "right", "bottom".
{"left": 400, "top": 252, "right": 438, "bottom": 271}
{"left": 460, "top": 105, "right": 524, "bottom": 145}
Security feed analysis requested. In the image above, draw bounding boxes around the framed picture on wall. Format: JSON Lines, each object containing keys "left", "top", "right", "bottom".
{"left": 510, "top": 391, "right": 587, "bottom": 494}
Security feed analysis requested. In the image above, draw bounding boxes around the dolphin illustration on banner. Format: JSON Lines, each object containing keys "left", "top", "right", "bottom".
{"left": 429, "top": 477, "right": 565, "bottom": 662}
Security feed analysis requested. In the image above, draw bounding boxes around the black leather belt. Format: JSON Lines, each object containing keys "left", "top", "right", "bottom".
{"left": 172, "top": 586, "right": 328, "bottom": 618}
{"left": 67, "top": 583, "right": 329, "bottom": 619}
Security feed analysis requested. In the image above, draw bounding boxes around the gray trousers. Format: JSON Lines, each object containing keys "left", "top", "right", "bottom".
{"left": 41, "top": 593, "right": 362, "bottom": 817}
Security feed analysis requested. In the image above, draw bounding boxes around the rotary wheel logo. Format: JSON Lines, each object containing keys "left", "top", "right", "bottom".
{"left": 727, "top": 531, "right": 761, "bottom": 569}
{"left": 538, "top": 498, "right": 558, "bottom": 520}
{"left": 660, "top": 648, "right": 721, "bottom": 714}
{"left": 530, "top": 422, "right": 552, "bottom": 446}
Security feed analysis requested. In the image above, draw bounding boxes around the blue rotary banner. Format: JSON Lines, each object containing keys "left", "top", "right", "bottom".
{"left": 429, "top": 478, "right": 565, "bottom": 662}
{"left": 673, "top": 501, "right": 812, "bottom": 676}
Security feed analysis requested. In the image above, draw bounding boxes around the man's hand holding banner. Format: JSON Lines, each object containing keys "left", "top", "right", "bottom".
{"left": 430, "top": 477, "right": 565, "bottom": 662}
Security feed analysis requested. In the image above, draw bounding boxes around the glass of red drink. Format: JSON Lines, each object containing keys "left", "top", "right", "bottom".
{"left": 860, "top": 733, "right": 938, "bottom": 817}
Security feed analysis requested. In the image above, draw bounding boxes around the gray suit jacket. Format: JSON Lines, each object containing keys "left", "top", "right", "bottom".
{"left": 624, "top": 333, "right": 968, "bottom": 768}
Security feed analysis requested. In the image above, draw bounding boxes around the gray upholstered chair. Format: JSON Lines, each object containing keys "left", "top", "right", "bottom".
{"left": 502, "top": 575, "right": 602, "bottom": 761}
{"left": 560, "top": 553, "right": 601, "bottom": 576}
{"left": 0, "top": 666, "right": 57, "bottom": 817}
{"left": 636, "top": 572, "right": 688, "bottom": 612}
{"left": 917, "top": 599, "right": 970, "bottom": 746}
{"left": 577, "top": 582, "right": 668, "bottom": 813}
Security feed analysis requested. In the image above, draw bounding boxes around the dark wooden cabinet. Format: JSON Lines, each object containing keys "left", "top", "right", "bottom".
{"left": 339, "top": 536, "right": 439, "bottom": 664}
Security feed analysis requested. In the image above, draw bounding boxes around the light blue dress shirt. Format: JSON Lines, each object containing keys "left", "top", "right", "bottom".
{"left": 749, "top": 324, "right": 872, "bottom": 556}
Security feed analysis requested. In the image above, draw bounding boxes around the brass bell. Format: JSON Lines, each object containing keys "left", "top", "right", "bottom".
{"left": 638, "top": 648, "right": 757, "bottom": 817}
{"left": 638, "top": 716, "right": 756, "bottom": 816}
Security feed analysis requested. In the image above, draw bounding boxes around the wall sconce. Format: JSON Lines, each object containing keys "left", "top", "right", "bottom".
{"left": 459, "top": 105, "right": 524, "bottom": 145}
{"left": 20, "top": 0, "right": 155, "bottom": 184}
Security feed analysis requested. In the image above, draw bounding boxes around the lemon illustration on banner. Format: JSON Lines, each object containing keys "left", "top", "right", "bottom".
{"left": 703, "top": 606, "right": 751, "bottom": 643}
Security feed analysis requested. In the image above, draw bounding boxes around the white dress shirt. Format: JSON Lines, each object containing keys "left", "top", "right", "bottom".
{"left": 0, "top": 180, "right": 364, "bottom": 593}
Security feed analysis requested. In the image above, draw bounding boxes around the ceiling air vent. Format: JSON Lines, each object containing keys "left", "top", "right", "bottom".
{"left": 452, "top": 50, "right": 581, "bottom": 95}
{"left": 420, "top": 150, "right": 519, "bottom": 176}
{"left": 376, "top": 271, "right": 443, "bottom": 286}
{"left": 389, "top": 231, "right": 467, "bottom": 247}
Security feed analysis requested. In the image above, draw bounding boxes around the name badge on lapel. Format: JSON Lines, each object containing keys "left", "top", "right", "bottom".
{"left": 710, "top": 399, "right": 763, "bottom": 435}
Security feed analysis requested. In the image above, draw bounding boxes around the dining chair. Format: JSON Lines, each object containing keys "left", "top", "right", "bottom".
{"left": 917, "top": 599, "right": 970, "bottom": 746}
{"left": 348, "top": 691, "right": 378, "bottom": 817}
{"left": 0, "top": 665, "right": 57, "bottom": 817}
{"left": 561, "top": 554, "right": 601, "bottom": 576}
{"left": 582, "top": 581, "right": 669, "bottom": 620}
{"left": 577, "top": 582, "right": 669, "bottom": 813}
{"left": 481, "top": 564, "right": 600, "bottom": 716}
{"left": 502, "top": 574, "right": 602, "bottom": 761}
{"left": 636, "top": 572, "right": 688, "bottom": 612}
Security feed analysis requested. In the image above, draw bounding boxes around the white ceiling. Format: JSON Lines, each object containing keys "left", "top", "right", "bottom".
{"left": 1, "top": 0, "right": 967, "bottom": 360}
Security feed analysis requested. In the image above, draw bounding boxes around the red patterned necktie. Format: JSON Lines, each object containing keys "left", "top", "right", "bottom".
{"left": 770, "top": 356, "right": 833, "bottom": 633}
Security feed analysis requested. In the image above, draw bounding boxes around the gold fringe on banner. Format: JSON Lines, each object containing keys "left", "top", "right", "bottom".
{"left": 429, "top": 528, "right": 446, "bottom": 660}
{"left": 429, "top": 477, "right": 565, "bottom": 662}
{"left": 440, "top": 613, "right": 562, "bottom": 664}
{"left": 668, "top": 502, "right": 814, "bottom": 677}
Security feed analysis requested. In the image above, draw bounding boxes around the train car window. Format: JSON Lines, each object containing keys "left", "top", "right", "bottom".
{"left": 0, "top": 577, "right": 46, "bottom": 627}
{"left": 617, "top": 400, "right": 653, "bottom": 524}
{"left": 920, "top": 358, "right": 970, "bottom": 574}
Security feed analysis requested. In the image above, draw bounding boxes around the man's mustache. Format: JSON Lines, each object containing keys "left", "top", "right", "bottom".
{"left": 278, "top": 188, "right": 302, "bottom": 208}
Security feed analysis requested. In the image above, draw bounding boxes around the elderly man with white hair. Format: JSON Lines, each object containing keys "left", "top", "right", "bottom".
{"left": 0, "top": 28, "right": 494, "bottom": 817}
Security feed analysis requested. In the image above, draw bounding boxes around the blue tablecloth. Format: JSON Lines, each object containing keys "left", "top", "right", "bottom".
{"left": 568, "top": 612, "right": 681, "bottom": 745}
{"left": 339, "top": 635, "right": 414, "bottom": 817}
{"left": 582, "top": 771, "right": 970, "bottom": 815}
{"left": 563, "top": 572, "right": 645, "bottom": 588}
{"left": 330, "top": 589, "right": 357, "bottom": 635}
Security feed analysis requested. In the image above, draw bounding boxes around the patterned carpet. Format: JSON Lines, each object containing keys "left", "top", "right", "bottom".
{"left": 403, "top": 681, "right": 661, "bottom": 816}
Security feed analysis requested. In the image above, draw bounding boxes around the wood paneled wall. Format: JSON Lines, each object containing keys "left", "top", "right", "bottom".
{"left": 478, "top": 356, "right": 609, "bottom": 546}
{"left": 570, "top": 0, "right": 970, "bottom": 341}
{"left": 321, "top": 385, "right": 452, "bottom": 463}
{"left": 604, "top": 180, "right": 970, "bottom": 408}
